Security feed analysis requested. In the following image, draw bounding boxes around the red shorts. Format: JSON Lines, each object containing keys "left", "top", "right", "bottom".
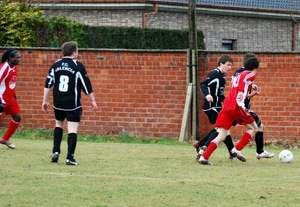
{"left": 4, "top": 98, "right": 21, "bottom": 115}
{"left": 215, "top": 108, "right": 255, "bottom": 130}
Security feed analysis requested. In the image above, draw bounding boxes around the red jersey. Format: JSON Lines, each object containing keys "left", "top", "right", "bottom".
{"left": 223, "top": 70, "right": 256, "bottom": 112}
{"left": 0, "top": 62, "right": 17, "bottom": 104}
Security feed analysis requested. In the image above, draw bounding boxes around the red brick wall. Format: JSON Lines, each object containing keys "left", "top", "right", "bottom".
{"left": 1, "top": 49, "right": 188, "bottom": 138}
{"left": 1, "top": 49, "right": 299, "bottom": 141}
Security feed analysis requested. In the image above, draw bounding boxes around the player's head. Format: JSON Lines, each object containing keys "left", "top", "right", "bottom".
{"left": 244, "top": 57, "right": 259, "bottom": 71}
{"left": 61, "top": 41, "right": 78, "bottom": 57}
{"left": 243, "top": 53, "right": 256, "bottom": 66}
{"left": 218, "top": 54, "right": 233, "bottom": 66}
{"left": 1, "top": 49, "right": 21, "bottom": 66}
{"left": 218, "top": 55, "right": 233, "bottom": 74}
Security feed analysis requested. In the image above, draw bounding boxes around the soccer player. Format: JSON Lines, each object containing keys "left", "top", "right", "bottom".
{"left": 199, "top": 57, "right": 260, "bottom": 165}
{"left": 0, "top": 50, "right": 21, "bottom": 149}
{"left": 197, "top": 53, "right": 274, "bottom": 161}
{"left": 194, "top": 54, "right": 238, "bottom": 161}
{"left": 42, "top": 41, "right": 98, "bottom": 165}
{"left": 234, "top": 53, "right": 274, "bottom": 159}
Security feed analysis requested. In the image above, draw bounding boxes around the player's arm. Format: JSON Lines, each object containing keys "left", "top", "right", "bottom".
{"left": 78, "top": 63, "right": 98, "bottom": 111}
{"left": 247, "top": 83, "right": 260, "bottom": 98}
{"left": 199, "top": 71, "right": 217, "bottom": 102}
{"left": 42, "top": 68, "right": 54, "bottom": 112}
{"left": 87, "top": 92, "right": 98, "bottom": 111}
{"left": 42, "top": 88, "right": 51, "bottom": 112}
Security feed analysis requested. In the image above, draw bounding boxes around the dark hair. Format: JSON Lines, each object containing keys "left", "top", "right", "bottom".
{"left": 244, "top": 57, "right": 259, "bottom": 70}
{"left": 1, "top": 49, "right": 18, "bottom": 64}
{"left": 61, "top": 41, "right": 78, "bottom": 56}
{"left": 243, "top": 53, "right": 256, "bottom": 66}
{"left": 218, "top": 55, "right": 233, "bottom": 66}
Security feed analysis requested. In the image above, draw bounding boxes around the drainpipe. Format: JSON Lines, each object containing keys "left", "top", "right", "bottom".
{"left": 142, "top": 3, "right": 158, "bottom": 28}
{"left": 292, "top": 22, "right": 297, "bottom": 51}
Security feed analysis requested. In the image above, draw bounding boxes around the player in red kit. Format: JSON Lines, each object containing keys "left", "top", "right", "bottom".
{"left": 0, "top": 49, "right": 22, "bottom": 149}
{"left": 199, "top": 57, "right": 260, "bottom": 165}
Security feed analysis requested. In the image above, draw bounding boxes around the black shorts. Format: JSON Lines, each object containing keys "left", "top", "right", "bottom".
{"left": 204, "top": 108, "right": 221, "bottom": 124}
{"left": 54, "top": 108, "right": 82, "bottom": 122}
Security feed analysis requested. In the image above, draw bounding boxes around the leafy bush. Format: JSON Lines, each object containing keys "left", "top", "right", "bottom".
{"left": 0, "top": 1, "right": 42, "bottom": 46}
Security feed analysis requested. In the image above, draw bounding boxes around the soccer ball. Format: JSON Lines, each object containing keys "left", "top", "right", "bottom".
{"left": 279, "top": 150, "right": 293, "bottom": 163}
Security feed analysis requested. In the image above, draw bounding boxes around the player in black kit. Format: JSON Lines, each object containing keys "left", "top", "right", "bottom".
{"left": 194, "top": 55, "right": 239, "bottom": 161}
{"left": 42, "top": 41, "right": 98, "bottom": 165}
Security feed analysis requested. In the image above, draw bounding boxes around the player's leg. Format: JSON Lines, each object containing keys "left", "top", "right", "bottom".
{"left": 199, "top": 128, "right": 228, "bottom": 165}
{"left": 199, "top": 110, "right": 233, "bottom": 165}
{"left": 65, "top": 108, "right": 81, "bottom": 166}
{"left": 66, "top": 122, "right": 79, "bottom": 165}
{"left": 51, "top": 109, "right": 65, "bottom": 163}
{"left": 230, "top": 109, "right": 258, "bottom": 162}
{"left": 250, "top": 112, "right": 274, "bottom": 159}
{"left": 194, "top": 128, "right": 217, "bottom": 152}
{"left": 194, "top": 109, "right": 219, "bottom": 159}
{"left": 233, "top": 121, "right": 258, "bottom": 159}
{"left": 255, "top": 123, "right": 274, "bottom": 159}
{"left": 194, "top": 128, "right": 217, "bottom": 161}
{"left": 0, "top": 99, "right": 21, "bottom": 149}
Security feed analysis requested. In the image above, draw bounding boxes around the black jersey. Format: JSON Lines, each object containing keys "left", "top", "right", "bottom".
{"left": 45, "top": 57, "right": 93, "bottom": 111}
{"left": 199, "top": 68, "right": 226, "bottom": 111}
{"left": 233, "top": 67, "right": 250, "bottom": 109}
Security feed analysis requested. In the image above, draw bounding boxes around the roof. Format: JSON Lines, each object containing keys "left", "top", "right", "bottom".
{"left": 163, "top": 0, "right": 300, "bottom": 12}
{"left": 17, "top": 0, "right": 300, "bottom": 13}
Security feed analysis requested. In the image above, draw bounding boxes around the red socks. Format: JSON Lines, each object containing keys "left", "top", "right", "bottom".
{"left": 202, "top": 141, "right": 218, "bottom": 160}
{"left": 2, "top": 120, "right": 19, "bottom": 140}
{"left": 235, "top": 131, "right": 252, "bottom": 151}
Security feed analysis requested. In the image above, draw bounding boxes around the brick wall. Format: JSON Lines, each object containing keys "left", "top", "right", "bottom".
{"left": 1, "top": 49, "right": 299, "bottom": 141}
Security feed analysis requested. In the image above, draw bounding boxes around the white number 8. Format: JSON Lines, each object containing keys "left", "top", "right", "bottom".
{"left": 59, "top": 75, "right": 69, "bottom": 92}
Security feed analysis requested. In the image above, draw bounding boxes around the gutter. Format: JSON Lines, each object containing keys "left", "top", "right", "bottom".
{"left": 142, "top": 3, "right": 158, "bottom": 28}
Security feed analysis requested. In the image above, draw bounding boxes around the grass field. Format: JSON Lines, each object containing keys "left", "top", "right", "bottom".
{"left": 0, "top": 130, "right": 299, "bottom": 207}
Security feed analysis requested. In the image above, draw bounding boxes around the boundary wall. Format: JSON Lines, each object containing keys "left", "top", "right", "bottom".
{"left": 0, "top": 48, "right": 299, "bottom": 141}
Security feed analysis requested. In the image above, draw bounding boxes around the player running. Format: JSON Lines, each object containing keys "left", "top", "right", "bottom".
{"left": 0, "top": 50, "right": 22, "bottom": 149}
{"left": 233, "top": 53, "right": 274, "bottom": 160}
{"left": 194, "top": 54, "right": 238, "bottom": 161}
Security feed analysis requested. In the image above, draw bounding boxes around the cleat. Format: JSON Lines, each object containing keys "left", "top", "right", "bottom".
{"left": 231, "top": 147, "right": 246, "bottom": 162}
{"left": 199, "top": 156, "right": 213, "bottom": 165}
{"left": 229, "top": 151, "right": 238, "bottom": 161}
{"left": 0, "top": 139, "right": 15, "bottom": 149}
{"left": 51, "top": 152, "right": 59, "bottom": 163}
{"left": 196, "top": 146, "right": 207, "bottom": 161}
{"left": 229, "top": 156, "right": 238, "bottom": 161}
{"left": 199, "top": 146, "right": 207, "bottom": 156}
{"left": 256, "top": 151, "right": 275, "bottom": 160}
{"left": 66, "top": 159, "right": 79, "bottom": 166}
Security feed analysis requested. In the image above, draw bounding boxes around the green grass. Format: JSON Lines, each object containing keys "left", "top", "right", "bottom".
{"left": 0, "top": 129, "right": 299, "bottom": 207}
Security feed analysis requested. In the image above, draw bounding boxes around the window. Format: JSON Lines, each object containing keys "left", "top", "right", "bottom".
{"left": 222, "top": 39, "right": 236, "bottom": 50}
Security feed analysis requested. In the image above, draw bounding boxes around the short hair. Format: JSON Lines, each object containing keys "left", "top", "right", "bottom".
{"left": 61, "top": 41, "right": 78, "bottom": 56}
{"left": 1, "top": 49, "right": 18, "bottom": 64}
{"left": 243, "top": 53, "right": 256, "bottom": 66}
{"left": 244, "top": 57, "right": 259, "bottom": 71}
{"left": 218, "top": 55, "right": 233, "bottom": 66}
